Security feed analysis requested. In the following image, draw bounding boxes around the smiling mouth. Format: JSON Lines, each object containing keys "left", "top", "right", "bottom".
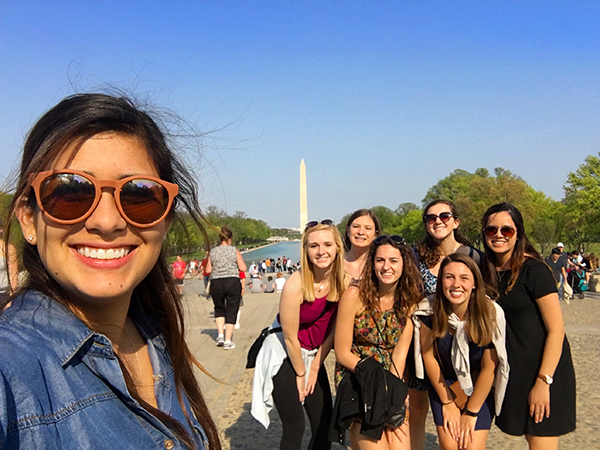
{"left": 76, "top": 246, "right": 132, "bottom": 260}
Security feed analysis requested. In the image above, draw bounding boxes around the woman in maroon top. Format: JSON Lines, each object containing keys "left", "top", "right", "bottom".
{"left": 272, "top": 220, "right": 346, "bottom": 450}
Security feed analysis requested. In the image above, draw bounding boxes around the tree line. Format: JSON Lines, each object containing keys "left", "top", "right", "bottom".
{"left": 2, "top": 153, "right": 600, "bottom": 256}
{"left": 338, "top": 156, "right": 600, "bottom": 255}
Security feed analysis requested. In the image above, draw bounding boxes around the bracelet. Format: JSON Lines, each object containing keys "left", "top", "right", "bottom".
{"left": 296, "top": 372, "right": 306, "bottom": 377}
{"left": 442, "top": 400, "right": 454, "bottom": 406}
{"left": 463, "top": 408, "right": 479, "bottom": 417}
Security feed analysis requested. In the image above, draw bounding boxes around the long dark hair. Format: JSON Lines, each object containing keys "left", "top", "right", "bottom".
{"left": 433, "top": 253, "right": 497, "bottom": 346}
{"left": 1, "top": 93, "right": 220, "bottom": 450}
{"left": 417, "top": 199, "right": 470, "bottom": 268}
{"left": 481, "top": 202, "right": 541, "bottom": 293}
{"left": 344, "top": 209, "right": 382, "bottom": 251}
{"left": 359, "top": 236, "right": 422, "bottom": 315}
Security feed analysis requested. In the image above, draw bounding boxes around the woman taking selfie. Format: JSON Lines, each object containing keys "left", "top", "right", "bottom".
{"left": 421, "top": 253, "right": 508, "bottom": 450}
{"left": 481, "top": 203, "right": 575, "bottom": 450}
{"left": 252, "top": 220, "right": 345, "bottom": 450}
{"left": 0, "top": 94, "right": 220, "bottom": 449}
{"left": 334, "top": 235, "right": 421, "bottom": 449}
{"left": 343, "top": 209, "right": 381, "bottom": 282}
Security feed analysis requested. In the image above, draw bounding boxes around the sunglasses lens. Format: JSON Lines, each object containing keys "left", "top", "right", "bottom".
{"left": 120, "top": 179, "right": 170, "bottom": 225}
{"left": 483, "top": 226, "right": 498, "bottom": 237}
{"left": 305, "top": 221, "right": 318, "bottom": 228}
{"left": 501, "top": 226, "right": 516, "bottom": 239}
{"left": 424, "top": 214, "right": 437, "bottom": 224}
{"left": 39, "top": 173, "right": 96, "bottom": 221}
{"left": 321, "top": 219, "right": 334, "bottom": 226}
{"left": 390, "top": 235, "right": 405, "bottom": 244}
{"left": 439, "top": 212, "right": 453, "bottom": 222}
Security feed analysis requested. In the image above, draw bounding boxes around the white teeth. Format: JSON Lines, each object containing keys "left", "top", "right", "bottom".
{"left": 77, "top": 246, "right": 130, "bottom": 260}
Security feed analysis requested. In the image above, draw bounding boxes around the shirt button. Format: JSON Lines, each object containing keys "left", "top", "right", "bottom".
{"left": 163, "top": 439, "right": 174, "bottom": 449}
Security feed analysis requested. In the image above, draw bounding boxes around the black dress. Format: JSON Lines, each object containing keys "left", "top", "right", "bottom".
{"left": 495, "top": 258, "right": 576, "bottom": 436}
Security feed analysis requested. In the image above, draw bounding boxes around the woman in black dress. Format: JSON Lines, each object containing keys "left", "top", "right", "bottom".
{"left": 481, "top": 203, "right": 575, "bottom": 450}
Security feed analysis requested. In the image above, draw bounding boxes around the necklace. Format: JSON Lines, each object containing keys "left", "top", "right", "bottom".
{"left": 123, "top": 322, "right": 154, "bottom": 387}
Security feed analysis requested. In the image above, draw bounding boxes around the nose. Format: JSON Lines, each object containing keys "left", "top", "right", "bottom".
{"left": 84, "top": 188, "right": 127, "bottom": 234}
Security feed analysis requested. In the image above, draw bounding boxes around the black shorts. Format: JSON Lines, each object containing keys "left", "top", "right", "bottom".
{"left": 174, "top": 278, "right": 184, "bottom": 285}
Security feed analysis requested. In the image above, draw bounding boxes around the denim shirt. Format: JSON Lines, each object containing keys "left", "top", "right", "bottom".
{"left": 0, "top": 291, "right": 209, "bottom": 450}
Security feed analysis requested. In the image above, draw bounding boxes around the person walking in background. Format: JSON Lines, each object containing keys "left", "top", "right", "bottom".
{"left": 198, "top": 251, "right": 211, "bottom": 297}
{"left": 481, "top": 203, "right": 576, "bottom": 450}
{"left": 172, "top": 254, "right": 187, "bottom": 295}
{"left": 0, "top": 93, "right": 220, "bottom": 449}
{"left": 236, "top": 269, "right": 246, "bottom": 329}
{"left": 343, "top": 209, "right": 381, "bottom": 283}
{"left": 206, "top": 226, "right": 246, "bottom": 349}
{"left": 546, "top": 248, "right": 568, "bottom": 303}
{"left": 252, "top": 220, "right": 346, "bottom": 450}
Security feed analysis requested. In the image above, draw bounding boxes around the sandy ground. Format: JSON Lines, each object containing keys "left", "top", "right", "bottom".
{"left": 182, "top": 277, "right": 599, "bottom": 449}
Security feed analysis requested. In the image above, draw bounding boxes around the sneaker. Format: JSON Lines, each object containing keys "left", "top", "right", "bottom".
{"left": 223, "top": 341, "right": 236, "bottom": 350}
{"left": 215, "top": 335, "right": 225, "bottom": 347}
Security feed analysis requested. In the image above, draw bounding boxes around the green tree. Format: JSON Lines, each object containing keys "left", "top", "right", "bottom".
{"left": 394, "top": 202, "right": 418, "bottom": 217}
{"left": 423, "top": 168, "right": 561, "bottom": 249}
{"left": 392, "top": 209, "right": 424, "bottom": 245}
{"left": 370, "top": 206, "right": 398, "bottom": 234}
{"left": 563, "top": 153, "right": 600, "bottom": 250}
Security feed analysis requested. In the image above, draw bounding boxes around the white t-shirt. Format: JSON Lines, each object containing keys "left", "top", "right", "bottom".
{"left": 275, "top": 278, "right": 286, "bottom": 292}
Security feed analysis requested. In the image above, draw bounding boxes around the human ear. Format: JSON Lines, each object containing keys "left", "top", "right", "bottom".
{"left": 453, "top": 218, "right": 460, "bottom": 230}
{"left": 16, "top": 197, "right": 37, "bottom": 245}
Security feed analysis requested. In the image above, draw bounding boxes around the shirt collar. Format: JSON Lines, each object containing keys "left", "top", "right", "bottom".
{"left": 2, "top": 290, "right": 164, "bottom": 366}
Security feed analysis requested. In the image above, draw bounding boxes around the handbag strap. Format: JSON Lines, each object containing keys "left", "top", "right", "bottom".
{"left": 371, "top": 307, "right": 401, "bottom": 377}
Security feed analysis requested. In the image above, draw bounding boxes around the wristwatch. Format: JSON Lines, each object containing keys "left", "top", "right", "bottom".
{"left": 537, "top": 373, "right": 553, "bottom": 385}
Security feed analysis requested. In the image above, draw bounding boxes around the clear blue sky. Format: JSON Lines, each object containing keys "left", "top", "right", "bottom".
{"left": 1, "top": 1, "right": 598, "bottom": 228}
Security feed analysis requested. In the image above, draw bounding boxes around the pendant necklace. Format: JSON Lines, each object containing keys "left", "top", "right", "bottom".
{"left": 124, "top": 323, "right": 153, "bottom": 387}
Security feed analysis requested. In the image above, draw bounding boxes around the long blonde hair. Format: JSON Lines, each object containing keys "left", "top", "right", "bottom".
{"left": 300, "top": 223, "right": 345, "bottom": 302}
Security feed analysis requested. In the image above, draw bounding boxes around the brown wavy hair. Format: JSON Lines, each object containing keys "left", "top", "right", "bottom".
{"left": 481, "top": 203, "right": 542, "bottom": 294}
{"left": 359, "top": 236, "right": 423, "bottom": 315}
{"left": 432, "top": 253, "right": 497, "bottom": 346}
{"left": 343, "top": 209, "right": 382, "bottom": 251}
{"left": 416, "top": 200, "right": 470, "bottom": 268}
{"left": 1, "top": 93, "right": 220, "bottom": 450}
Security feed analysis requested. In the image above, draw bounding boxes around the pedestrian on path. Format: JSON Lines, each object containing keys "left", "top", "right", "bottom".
{"left": 172, "top": 254, "right": 187, "bottom": 295}
{"left": 206, "top": 226, "right": 247, "bottom": 349}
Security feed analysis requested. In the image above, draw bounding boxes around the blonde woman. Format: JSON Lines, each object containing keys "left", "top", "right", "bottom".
{"left": 252, "top": 220, "right": 346, "bottom": 450}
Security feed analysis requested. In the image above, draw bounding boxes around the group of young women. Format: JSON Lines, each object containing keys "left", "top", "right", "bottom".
{"left": 252, "top": 203, "right": 576, "bottom": 450}
{"left": 0, "top": 93, "right": 576, "bottom": 450}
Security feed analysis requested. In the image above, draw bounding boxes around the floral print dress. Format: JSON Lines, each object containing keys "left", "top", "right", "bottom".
{"left": 335, "top": 306, "right": 407, "bottom": 386}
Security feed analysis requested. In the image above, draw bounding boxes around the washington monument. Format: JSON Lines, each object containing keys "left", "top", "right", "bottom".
{"left": 300, "top": 159, "right": 307, "bottom": 229}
